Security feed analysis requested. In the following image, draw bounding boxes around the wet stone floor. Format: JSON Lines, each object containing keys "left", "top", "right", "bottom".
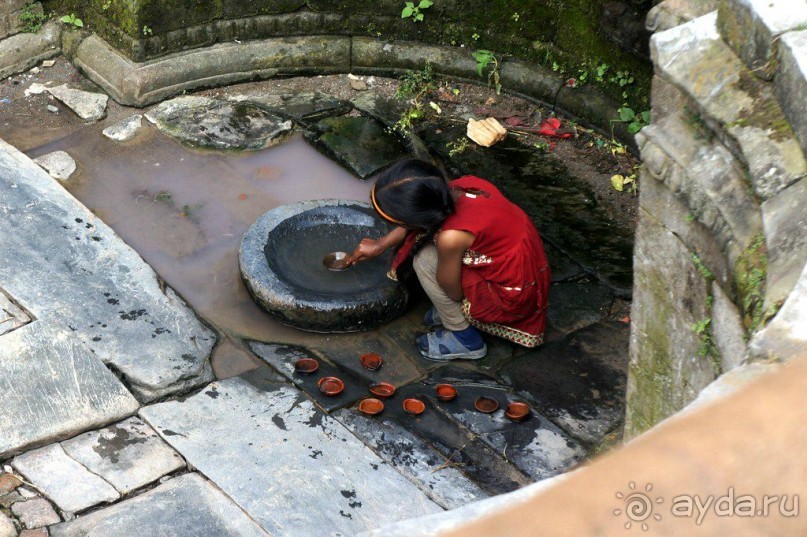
{"left": 0, "top": 63, "right": 634, "bottom": 535}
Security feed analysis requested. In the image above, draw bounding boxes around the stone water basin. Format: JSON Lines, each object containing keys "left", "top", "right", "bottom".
{"left": 239, "top": 199, "right": 409, "bottom": 332}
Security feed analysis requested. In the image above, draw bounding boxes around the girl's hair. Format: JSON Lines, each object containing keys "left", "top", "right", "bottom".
{"left": 372, "top": 158, "right": 454, "bottom": 230}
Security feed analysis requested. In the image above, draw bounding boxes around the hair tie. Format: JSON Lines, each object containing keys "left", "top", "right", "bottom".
{"left": 371, "top": 185, "right": 406, "bottom": 226}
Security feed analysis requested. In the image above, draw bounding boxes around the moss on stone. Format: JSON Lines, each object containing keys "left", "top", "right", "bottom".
{"left": 734, "top": 233, "right": 769, "bottom": 333}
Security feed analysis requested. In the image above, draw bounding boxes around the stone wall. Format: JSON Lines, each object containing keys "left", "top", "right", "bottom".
{"left": 0, "top": 0, "right": 42, "bottom": 39}
{"left": 625, "top": 0, "right": 807, "bottom": 437}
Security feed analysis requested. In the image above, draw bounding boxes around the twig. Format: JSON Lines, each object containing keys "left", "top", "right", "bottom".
{"left": 430, "top": 438, "right": 474, "bottom": 473}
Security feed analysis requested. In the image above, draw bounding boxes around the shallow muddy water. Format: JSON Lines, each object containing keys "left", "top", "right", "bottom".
{"left": 27, "top": 125, "right": 373, "bottom": 355}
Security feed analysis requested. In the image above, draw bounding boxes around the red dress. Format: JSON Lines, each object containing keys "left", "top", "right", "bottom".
{"left": 391, "top": 176, "right": 550, "bottom": 347}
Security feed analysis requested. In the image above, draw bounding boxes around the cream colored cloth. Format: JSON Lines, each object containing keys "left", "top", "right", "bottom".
{"left": 413, "top": 244, "right": 469, "bottom": 331}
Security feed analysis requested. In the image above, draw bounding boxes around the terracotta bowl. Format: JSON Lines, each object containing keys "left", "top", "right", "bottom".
{"left": 294, "top": 357, "right": 319, "bottom": 374}
{"left": 369, "top": 382, "right": 396, "bottom": 398}
{"left": 435, "top": 383, "right": 458, "bottom": 401}
{"left": 505, "top": 402, "right": 531, "bottom": 421}
{"left": 474, "top": 396, "right": 499, "bottom": 414}
{"left": 358, "top": 398, "right": 385, "bottom": 416}
{"left": 360, "top": 353, "right": 383, "bottom": 371}
{"left": 323, "top": 251, "right": 351, "bottom": 271}
{"left": 403, "top": 398, "right": 426, "bottom": 416}
{"left": 317, "top": 376, "right": 345, "bottom": 396}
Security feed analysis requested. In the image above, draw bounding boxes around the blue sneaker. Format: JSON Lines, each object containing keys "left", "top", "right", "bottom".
{"left": 416, "top": 328, "right": 487, "bottom": 361}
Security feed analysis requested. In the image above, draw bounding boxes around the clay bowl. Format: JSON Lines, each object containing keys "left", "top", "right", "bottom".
{"left": 369, "top": 382, "right": 396, "bottom": 399}
{"left": 293, "top": 357, "right": 319, "bottom": 374}
{"left": 474, "top": 396, "right": 500, "bottom": 414}
{"left": 505, "top": 402, "right": 531, "bottom": 422}
{"left": 403, "top": 398, "right": 426, "bottom": 416}
{"left": 358, "top": 398, "right": 385, "bottom": 416}
{"left": 435, "top": 384, "right": 458, "bottom": 402}
{"left": 318, "top": 376, "right": 345, "bottom": 396}
{"left": 323, "top": 251, "right": 351, "bottom": 271}
{"left": 360, "top": 353, "right": 383, "bottom": 371}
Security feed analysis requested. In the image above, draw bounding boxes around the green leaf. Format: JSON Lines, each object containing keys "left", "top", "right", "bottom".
{"left": 429, "top": 101, "right": 441, "bottom": 114}
{"left": 74, "top": 18, "right": 83, "bottom": 27}
{"left": 418, "top": 0, "right": 433, "bottom": 8}
{"left": 415, "top": 12, "right": 424, "bottom": 21}
{"left": 618, "top": 107, "right": 635, "bottom": 122}
{"left": 628, "top": 122, "right": 642, "bottom": 134}
{"left": 60, "top": 14, "right": 72, "bottom": 23}
{"left": 639, "top": 111, "right": 651, "bottom": 124}
{"left": 611, "top": 174, "right": 625, "bottom": 192}
{"left": 401, "top": 6, "right": 413, "bottom": 17}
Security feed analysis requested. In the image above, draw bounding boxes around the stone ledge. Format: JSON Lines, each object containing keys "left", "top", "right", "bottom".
{"left": 0, "top": 21, "right": 60, "bottom": 80}
{"left": 718, "top": 0, "right": 807, "bottom": 79}
{"left": 776, "top": 31, "right": 807, "bottom": 158}
{"left": 651, "top": 13, "right": 807, "bottom": 200}
{"left": 750, "top": 261, "right": 807, "bottom": 361}
{"left": 72, "top": 34, "right": 352, "bottom": 107}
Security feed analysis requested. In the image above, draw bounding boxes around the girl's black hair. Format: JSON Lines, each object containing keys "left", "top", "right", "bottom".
{"left": 372, "top": 158, "right": 454, "bottom": 231}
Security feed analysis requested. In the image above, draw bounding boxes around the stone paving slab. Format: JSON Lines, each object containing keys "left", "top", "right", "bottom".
{"left": 241, "top": 92, "right": 352, "bottom": 125}
{"left": 12, "top": 444, "right": 119, "bottom": 514}
{"left": 0, "top": 322, "right": 139, "bottom": 459}
{"left": 61, "top": 417, "right": 186, "bottom": 495}
{"left": 426, "top": 366, "right": 586, "bottom": 480}
{"left": 499, "top": 321, "right": 630, "bottom": 445}
{"left": 49, "top": 473, "right": 268, "bottom": 537}
{"left": 0, "top": 289, "right": 31, "bottom": 336}
{"left": 0, "top": 138, "right": 216, "bottom": 402}
{"left": 333, "top": 409, "right": 489, "bottom": 510}
{"left": 140, "top": 377, "right": 442, "bottom": 536}
{"left": 776, "top": 31, "right": 807, "bottom": 157}
{"left": 547, "top": 282, "right": 614, "bottom": 336}
{"left": 11, "top": 498, "right": 59, "bottom": 530}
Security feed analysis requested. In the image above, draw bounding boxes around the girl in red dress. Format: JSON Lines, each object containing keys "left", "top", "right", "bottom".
{"left": 349, "top": 158, "right": 550, "bottom": 361}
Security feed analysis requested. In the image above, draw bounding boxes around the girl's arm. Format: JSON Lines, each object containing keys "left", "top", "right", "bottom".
{"left": 436, "top": 229, "right": 475, "bottom": 302}
{"left": 348, "top": 226, "right": 408, "bottom": 265}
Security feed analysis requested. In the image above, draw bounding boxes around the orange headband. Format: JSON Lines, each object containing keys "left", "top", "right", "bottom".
{"left": 371, "top": 185, "right": 406, "bottom": 226}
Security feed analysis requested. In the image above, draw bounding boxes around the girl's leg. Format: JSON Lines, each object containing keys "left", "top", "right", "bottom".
{"left": 413, "top": 244, "right": 468, "bottom": 331}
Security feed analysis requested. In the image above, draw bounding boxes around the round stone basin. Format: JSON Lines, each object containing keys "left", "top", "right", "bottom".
{"left": 239, "top": 199, "right": 409, "bottom": 332}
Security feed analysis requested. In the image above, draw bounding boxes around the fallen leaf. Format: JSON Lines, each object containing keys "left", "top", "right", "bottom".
{"left": 611, "top": 174, "right": 625, "bottom": 192}
{"left": 238, "top": 193, "right": 248, "bottom": 200}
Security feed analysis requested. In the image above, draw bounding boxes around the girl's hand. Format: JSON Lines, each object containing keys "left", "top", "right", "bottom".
{"left": 348, "top": 238, "right": 384, "bottom": 265}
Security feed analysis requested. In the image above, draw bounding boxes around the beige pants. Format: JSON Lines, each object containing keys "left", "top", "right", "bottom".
{"left": 413, "top": 244, "right": 469, "bottom": 331}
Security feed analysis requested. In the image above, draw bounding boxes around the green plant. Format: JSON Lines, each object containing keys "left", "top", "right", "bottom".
{"left": 595, "top": 63, "right": 609, "bottom": 82}
{"left": 19, "top": 3, "right": 48, "bottom": 33}
{"left": 60, "top": 13, "right": 83, "bottom": 28}
{"left": 154, "top": 191, "right": 172, "bottom": 203}
{"left": 472, "top": 49, "right": 501, "bottom": 95}
{"left": 615, "top": 106, "right": 650, "bottom": 134}
{"left": 142, "top": 25, "right": 153, "bottom": 36}
{"left": 401, "top": 0, "right": 433, "bottom": 22}
{"left": 735, "top": 234, "right": 769, "bottom": 332}
{"left": 102, "top": 0, "right": 112, "bottom": 9}
{"left": 447, "top": 138, "right": 469, "bottom": 157}
{"left": 394, "top": 64, "right": 438, "bottom": 134}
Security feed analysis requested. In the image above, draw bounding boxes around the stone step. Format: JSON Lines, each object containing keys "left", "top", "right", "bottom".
{"left": 0, "top": 139, "right": 216, "bottom": 402}
{"left": 651, "top": 13, "right": 807, "bottom": 201}
{"left": 717, "top": 0, "right": 807, "bottom": 79}
{"left": 637, "top": 109, "right": 763, "bottom": 262}
{"left": 139, "top": 375, "right": 442, "bottom": 536}
{"left": 776, "top": 30, "right": 807, "bottom": 159}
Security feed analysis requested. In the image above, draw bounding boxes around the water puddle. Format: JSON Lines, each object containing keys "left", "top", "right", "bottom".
{"left": 26, "top": 125, "right": 372, "bottom": 372}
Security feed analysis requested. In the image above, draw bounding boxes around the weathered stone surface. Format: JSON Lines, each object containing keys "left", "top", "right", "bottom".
{"left": 500, "top": 322, "right": 629, "bottom": 445}
{"left": 305, "top": 116, "right": 409, "bottom": 178}
{"left": 334, "top": 410, "right": 488, "bottom": 510}
{"left": 0, "top": 474, "right": 22, "bottom": 496}
{"left": 239, "top": 200, "right": 409, "bottom": 333}
{"left": 544, "top": 244, "right": 583, "bottom": 283}
{"left": 639, "top": 112, "right": 762, "bottom": 257}
{"left": 61, "top": 417, "right": 185, "bottom": 495}
{"left": 0, "top": 291, "right": 31, "bottom": 336}
{"left": 102, "top": 115, "right": 142, "bottom": 141}
{"left": 718, "top": 0, "right": 807, "bottom": 78}
{"left": 0, "top": 22, "right": 60, "bottom": 80}
{"left": 0, "top": 323, "right": 139, "bottom": 459}
{"left": 49, "top": 473, "right": 267, "bottom": 537}
{"left": 0, "top": 512, "right": 15, "bottom": 537}
{"left": 682, "top": 361, "right": 781, "bottom": 413}
{"left": 46, "top": 85, "right": 108, "bottom": 123}
{"left": 11, "top": 499, "right": 59, "bottom": 529}
{"left": 649, "top": 74, "right": 688, "bottom": 123}
{"left": 761, "top": 177, "right": 807, "bottom": 309}
{"left": 12, "top": 444, "right": 119, "bottom": 513}
{"left": 652, "top": 13, "right": 807, "bottom": 200}
{"left": 425, "top": 366, "right": 585, "bottom": 480}
{"left": 625, "top": 208, "right": 719, "bottom": 438}
{"left": 646, "top": 0, "right": 719, "bottom": 33}
{"left": 750, "top": 261, "right": 807, "bottom": 361}
{"left": 776, "top": 31, "right": 807, "bottom": 157}
{"left": 0, "top": 139, "right": 216, "bottom": 402}
{"left": 73, "top": 34, "right": 351, "bottom": 107}
{"left": 239, "top": 92, "right": 352, "bottom": 125}
{"left": 711, "top": 283, "right": 748, "bottom": 372}
{"left": 33, "top": 151, "right": 76, "bottom": 181}
{"left": 145, "top": 96, "right": 293, "bottom": 150}
{"left": 140, "top": 378, "right": 442, "bottom": 535}
{"left": 19, "top": 530, "right": 47, "bottom": 537}
{"left": 351, "top": 38, "right": 479, "bottom": 81}
{"left": 0, "top": 492, "right": 24, "bottom": 509}
{"left": 547, "top": 282, "right": 613, "bottom": 336}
